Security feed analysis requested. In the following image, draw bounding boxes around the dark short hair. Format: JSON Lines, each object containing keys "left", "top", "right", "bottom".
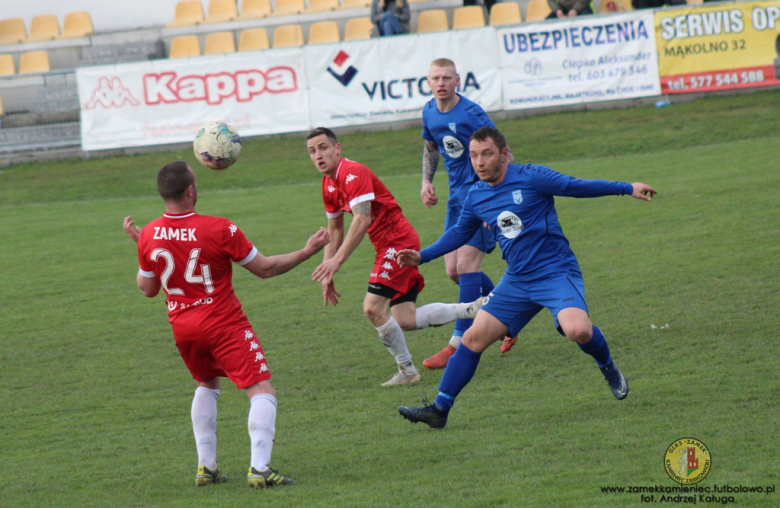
{"left": 306, "top": 126, "right": 338, "bottom": 145}
{"left": 157, "top": 160, "right": 194, "bottom": 201}
{"left": 470, "top": 126, "right": 508, "bottom": 152}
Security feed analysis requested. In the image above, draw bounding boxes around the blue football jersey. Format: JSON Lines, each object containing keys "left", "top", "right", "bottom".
{"left": 421, "top": 94, "right": 495, "bottom": 208}
{"left": 420, "top": 164, "right": 634, "bottom": 280}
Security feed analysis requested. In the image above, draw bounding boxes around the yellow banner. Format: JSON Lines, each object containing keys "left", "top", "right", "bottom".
{"left": 655, "top": 1, "right": 780, "bottom": 93}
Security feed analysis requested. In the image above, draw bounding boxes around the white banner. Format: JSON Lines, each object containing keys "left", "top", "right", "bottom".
{"left": 498, "top": 11, "right": 661, "bottom": 110}
{"left": 77, "top": 49, "right": 310, "bottom": 151}
{"left": 305, "top": 28, "right": 503, "bottom": 129}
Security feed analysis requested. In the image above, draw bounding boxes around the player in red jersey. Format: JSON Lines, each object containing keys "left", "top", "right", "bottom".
{"left": 306, "top": 127, "right": 483, "bottom": 386}
{"left": 123, "top": 161, "right": 329, "bottom": 488}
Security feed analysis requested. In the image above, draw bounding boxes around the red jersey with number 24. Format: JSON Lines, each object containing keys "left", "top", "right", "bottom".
{"left": 137, "top": 212, "right": 258, "bottom": 342}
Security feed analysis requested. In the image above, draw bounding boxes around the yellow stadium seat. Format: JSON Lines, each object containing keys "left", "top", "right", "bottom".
{"left": 525, "top": 0, "right": 551, "bottom": 21}
{"left": 273, "top": 0, "right": 306, "bottom": 16}
{"left": 205, "top": 0, "right": 238, "bottom": 23}
{"left": 19, "top": 51, "right": 50, "bottom": 74}
{"left": 490, "top": 2, "right": 522, "bottom": 26}
{"left": 686, "top": 0, "right": 703, "bottom": 4}
{"left": 600, "top": 0, "right": 632, "bottom": 12}
{"left": 308, "top": 21, "right": 340, "bottom": 45}
{"left": 340, "top": 0, "right": 371, "bottom": 9}
{"left": 0, "top": 18, "right": 27, "bottom": 45}
{"left": 27, "top": 15, "right": 60, "bottom": 42}
{"left": 453, "top": 6, "right": 485, "bottom": 29}
{"left": 344, "top": 17, "right": 374, "bottom": 40}
{"left": 238, "top": 0, "right": 272, "bottom": 19}
{"left": 204, "top": 31, "right": 236, "bottom": 54}
{"left": 0, "top": 54, "right": 15, "bottom": 76}
{"left": 169, "top": 35, "right": 201, "bottom": 58}
{"left": 60, "top": 11, "right": 94, "bottom": 38}
{"left": 238, "top": 28, "right": 270, "bottom": 51}
{"left": 167, "top": 1, "right": 205, "bottom": 27}
{"left": 307, "top": 0, "right": 339, "bottom": 13}
{"left": 416, "top": 10, "right": 448, "bottom": 33}
{"left": 273, "top": 24, "right": 304, "bottom": 48}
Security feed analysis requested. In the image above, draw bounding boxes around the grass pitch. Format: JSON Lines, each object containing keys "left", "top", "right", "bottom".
{"left": 1, "top": 91, "right": 778, "bottom": 507}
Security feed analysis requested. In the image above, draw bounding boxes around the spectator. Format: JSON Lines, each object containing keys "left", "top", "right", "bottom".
{"left": 547, "top": 0, "right": 593, "bottom": 18}
{"left": 371, "top": 0, "right": 410, "bottom": 36}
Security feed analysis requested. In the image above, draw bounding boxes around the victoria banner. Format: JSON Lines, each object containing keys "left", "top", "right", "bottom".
{"left": 655, "top": 0, "right": 780, "bottom": 94}
{"left": 498, "top": 11, "right": 660, "bottom": 110}
{"left": 77, "top": 49, "right": 310, "bottom": 151}
{"left": 304, "top": 28, "right": 502, "bottom": 129}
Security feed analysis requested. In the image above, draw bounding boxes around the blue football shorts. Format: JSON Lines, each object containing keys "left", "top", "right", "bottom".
{"left": 481, "top": 271, "right": 589, "bottom": 338}
{"left": 444, "top": 204, "right": 496, "bottom": 254}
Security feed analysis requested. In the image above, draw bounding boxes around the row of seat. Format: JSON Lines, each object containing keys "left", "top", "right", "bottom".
{"left": 0, "top": 51, "right": 50, "bottom": 75}
{"left": 0, "top": 12, "right": 94, "bottom": 45}
{"left": 169, "top": 0, "right": 373, "bottom": 27}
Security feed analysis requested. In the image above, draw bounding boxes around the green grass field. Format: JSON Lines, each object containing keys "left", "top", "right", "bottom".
{"left": 1, "top": 91, "right": 779, "bottom": 507}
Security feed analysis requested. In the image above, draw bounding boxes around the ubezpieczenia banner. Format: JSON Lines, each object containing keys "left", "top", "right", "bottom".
{"left": 305, "top": 28, "right": 502, "bottom": 129}
{"left": 77, "top": 50, "right": 310, "bottom": 151}
{"left": 655, "top": 0, "right": 780, "bottom": 93}
{"left": 499, "top": 10, "right": 661, "bottom": 110}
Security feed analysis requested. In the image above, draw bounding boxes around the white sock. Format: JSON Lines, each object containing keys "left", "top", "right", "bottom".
{"left": 415, "top": 302, "right": 472, "bottom": 329}
{"left": 249, "top": 393, "right": 278, "bottom": 472}
{"left": 191, "top": 387, "right": 220, "bottom": 469}
{"left": 375, "top": 316, "right": 413, "bottom": 368}
{"left": 449, "top": 334, "right": 463, "bottom": 349}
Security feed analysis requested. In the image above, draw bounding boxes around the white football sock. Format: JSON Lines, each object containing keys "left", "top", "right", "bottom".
{"left": 448, "top": 334, "right": 463, "bottom": 349}
{"left": 415, "top": 302, "right": 472, "bottom": 329}
{"left": 376, "top": 315, "right": 413, "bottom": 368}
{"left": 249, "top": 393, "right": 277, "bottom": 472}
{"left": 191, "top": 386, "right": 220, "bottom": 470}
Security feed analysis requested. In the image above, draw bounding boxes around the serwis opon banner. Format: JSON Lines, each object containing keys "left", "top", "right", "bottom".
{"left": 77, "top": 49, "right": 310, "bottom": 151}
{"left": 498, "top": 10, "right": 661, "bottom": 110}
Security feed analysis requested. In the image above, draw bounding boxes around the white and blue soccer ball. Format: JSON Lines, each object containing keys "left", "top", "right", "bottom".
{"left": 193, "top": 122, "right": 242, "bottom": 170}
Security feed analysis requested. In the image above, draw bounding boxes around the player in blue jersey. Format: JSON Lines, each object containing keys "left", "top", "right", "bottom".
{"left": 397, "top": 127, "right": 657, "bottom": 428}
{"left": 420, "top": 58, "right": 515, "bottom": 370}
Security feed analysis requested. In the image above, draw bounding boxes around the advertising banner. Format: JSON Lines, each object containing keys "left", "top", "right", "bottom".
{"left": 498, "top": 11, "right": 661, "bottom": 110}
{"left": 305, "top": 28, "right": 503, "bottom": 129}
{"left": 655, "top": 0, "right": 780, "bottom": 94}
{"left": 77, "top": 49, "right": 310, "bottom": 151}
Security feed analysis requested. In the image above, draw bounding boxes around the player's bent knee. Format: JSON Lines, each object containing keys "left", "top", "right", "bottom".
{"left": 446, "top": 267, "right": 460, "bottom": 283}
{"left": 363, "top": 304, "right": 388, "bottom": 327}
{"left": 564, "top": 326, "right": 593, "bottom": 344}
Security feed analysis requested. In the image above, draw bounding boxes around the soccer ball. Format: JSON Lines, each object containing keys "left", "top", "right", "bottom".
{"left": 193, "top": 122, "right": 242, "bottom": 170}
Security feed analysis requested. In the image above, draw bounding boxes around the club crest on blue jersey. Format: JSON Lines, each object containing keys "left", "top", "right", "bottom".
{"left": 449, "top": 122, "right": 457, "bottom": 134}
{"left": 512, "top": 190, "right": 523, "bottom": 205}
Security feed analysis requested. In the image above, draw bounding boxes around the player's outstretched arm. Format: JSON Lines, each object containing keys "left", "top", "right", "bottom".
{"left": 312, "top": 200, "right": 372, "bottom": 284}
{"left": 243, "top": 228, "right": 330, "bottom": 279}
{"left": 396, "top": 249, "right": 422, "bottom": 267}
{"left": 421, "top": 140, "right": 439, "bottom": 209}
{"left": 123, "top": 216, "right": 142, "bottom": 244}
{"left": 630, "top": 183, "right": 658, "bottom": 202}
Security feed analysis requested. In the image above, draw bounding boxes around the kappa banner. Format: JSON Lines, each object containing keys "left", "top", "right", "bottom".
{"left": 77, "top": 50, "right": 310, "bottom": 150}
{"left": 305, "top": 28, "right": 502, "bottom": 129}
{"left": 499, "top": 11, "right": 660, "bottom": 110}
{"left": 655, "top": 0, "right": 780, "bottom": 93}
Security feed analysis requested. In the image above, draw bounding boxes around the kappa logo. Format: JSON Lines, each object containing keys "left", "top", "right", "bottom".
{"left": 384, "top": 247, "right": 398, "bottom": 260}
{"left": 346, "top": 174, "right": 357, "bottom": 184}
{"left": 229, "top": 224, "right": 238, "bottom": 236}
{"left": 328, "top": 185, "right": 336, "bottom": 193}
{"left": 327, "top": 50, "right": 358, "bottom": 87}
{"left": 379, "top": 272, "right": 391, "bottom": 280}
{"left": 85, "top": 76, "right": 140, "bottom": 109}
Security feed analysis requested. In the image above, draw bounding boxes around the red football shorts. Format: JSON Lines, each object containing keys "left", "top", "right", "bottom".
{"left": 368, "top": 229, "right": 425, "bottom": 300}
{"left": 176, "top": 325, "right": 271, "bottom": 389}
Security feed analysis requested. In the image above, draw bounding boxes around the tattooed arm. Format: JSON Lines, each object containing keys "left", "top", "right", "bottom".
{"left": 311, "top": 200, "right": 373, "bottom": 285}
{"left": 421, "top": 139, "right": 440, "bottom": 208}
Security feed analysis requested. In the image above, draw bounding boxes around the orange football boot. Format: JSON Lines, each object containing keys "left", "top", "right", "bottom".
{"left": 422, "top": 345, "right": 456, "bottom": 369}
{"left": 500, "top": 336, "right": 517, "bottom": 354}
